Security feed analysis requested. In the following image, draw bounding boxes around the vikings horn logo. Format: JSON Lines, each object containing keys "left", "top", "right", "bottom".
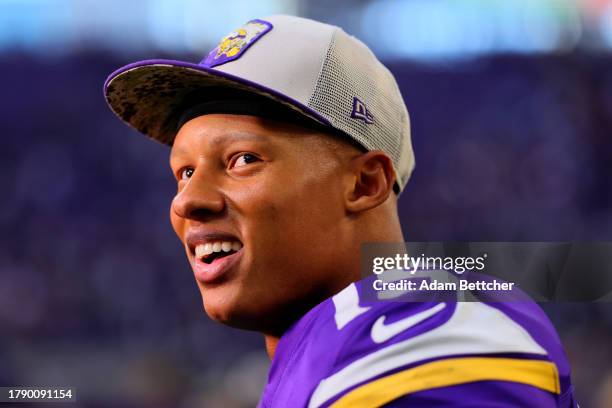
{"left": 201, "top": 19, "right": 273, "bottom": 68}
{"left": 217, "top": 28, "right": 249, "bottom": 58}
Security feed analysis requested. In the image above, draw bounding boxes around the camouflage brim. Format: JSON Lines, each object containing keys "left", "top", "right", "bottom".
{"left": 103, "top": 60, "right": 331, "bottom": 146}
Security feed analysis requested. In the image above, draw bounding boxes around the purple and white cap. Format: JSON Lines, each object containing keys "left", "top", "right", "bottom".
{"left": 104, "top": 15, "right": 415, "bottom": 192}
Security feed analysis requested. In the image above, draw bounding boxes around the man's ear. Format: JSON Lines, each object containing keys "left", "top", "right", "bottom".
{"left": 345, "top": 150, "right": 396, "bottom": 213}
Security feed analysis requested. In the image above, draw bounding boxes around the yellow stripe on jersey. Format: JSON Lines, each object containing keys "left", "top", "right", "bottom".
{"left": 330, "top": 357, "right": 560, "bottom": 408}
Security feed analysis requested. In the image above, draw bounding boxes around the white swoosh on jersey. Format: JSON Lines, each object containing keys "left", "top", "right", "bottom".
{"left": 371, "top": 303, "right": 446, "bottom": 344}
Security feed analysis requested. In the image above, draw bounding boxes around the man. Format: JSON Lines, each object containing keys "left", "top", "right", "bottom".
{"left": 104, "top": 15, "right": 577, "bottom": 407}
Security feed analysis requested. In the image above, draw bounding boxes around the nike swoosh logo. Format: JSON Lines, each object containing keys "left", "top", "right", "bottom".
{"left": 370, "top": 303, "right": 446, "bottom": 344}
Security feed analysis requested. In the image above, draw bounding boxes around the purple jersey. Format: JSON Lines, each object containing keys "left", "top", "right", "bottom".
{"left": 257, "top": 277, "right": 577, "bottom": 407}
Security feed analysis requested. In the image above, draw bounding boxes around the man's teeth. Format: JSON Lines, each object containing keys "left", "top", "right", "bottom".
{"left": 195, "top": 241, "right": 242, "bottom": 259}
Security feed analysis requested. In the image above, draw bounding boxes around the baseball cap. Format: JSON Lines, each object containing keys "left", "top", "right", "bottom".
{"left": 104, "top": 15, "right": 415, "bottom": 193}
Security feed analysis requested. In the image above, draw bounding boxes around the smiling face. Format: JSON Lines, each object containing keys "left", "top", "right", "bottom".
{"left": 169, "top": 114, "right": 365, "bottom": 334}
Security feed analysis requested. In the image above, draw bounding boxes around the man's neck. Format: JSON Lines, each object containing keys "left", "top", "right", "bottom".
{"left": 265, "top": 335, "right": 280, "bottom": 359}
{"left": 259, "top": 247, "right": 401, "bottom": 361}
{"left": 262, "top": 278, "right": 356, "bottom": 361}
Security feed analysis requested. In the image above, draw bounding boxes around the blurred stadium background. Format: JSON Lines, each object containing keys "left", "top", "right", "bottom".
{"left": 1, "top": 0, "right": 611, "bottom": 407}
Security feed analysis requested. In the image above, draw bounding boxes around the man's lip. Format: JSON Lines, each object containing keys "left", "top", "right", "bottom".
{"left": 193, "top": 248, "right": 243, "bottom": 284}
{"left": 185, "top": 229, "right": 242, "bottom": 255}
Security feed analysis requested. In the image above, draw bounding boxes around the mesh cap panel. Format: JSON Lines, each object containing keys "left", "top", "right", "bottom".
{"left": 307, "top": 29, "right": 414, "bottom": 191}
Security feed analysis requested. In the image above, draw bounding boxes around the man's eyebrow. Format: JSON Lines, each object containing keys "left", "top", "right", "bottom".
{"left": 209, "top": 131, "right": 266, "bottom": 145}
{"left": 169, "top": 131, "right": 266, "bottom": 163}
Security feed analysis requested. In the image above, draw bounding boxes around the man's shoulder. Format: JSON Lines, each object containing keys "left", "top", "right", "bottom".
{"left": 260, "top": 282, "right": 575, "bottom": 407}
{"left": 323, "top": 281, "right": 563, "bottom": 362}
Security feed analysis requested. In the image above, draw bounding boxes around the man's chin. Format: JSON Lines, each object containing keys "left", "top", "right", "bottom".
{"left": 200, "top": 290, "right": 260, "bottom": 330}
{"left": 203, "top": 304, "right": 268, "bottom": 332}
{"left": 203, "top": 296, "right": 318, "bottom": 337}
{"left": 200, "top": 296, "right": 292, "bottom": 335}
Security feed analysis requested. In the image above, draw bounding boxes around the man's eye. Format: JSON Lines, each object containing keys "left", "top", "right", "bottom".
{"left": 180, "top": 168, "right": 194, "bottom": 180}
{"left": 232, "top": 153, "right": 259, "bottom": 168}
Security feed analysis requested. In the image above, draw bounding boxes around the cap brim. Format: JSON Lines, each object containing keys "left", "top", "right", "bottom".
{"left": 103, "top": 59, "right": 331, "bottom": 145}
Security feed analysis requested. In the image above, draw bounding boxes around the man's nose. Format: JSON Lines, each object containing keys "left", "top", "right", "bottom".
{"left": 171, "top": 173, "right": 225, "bottom": 221}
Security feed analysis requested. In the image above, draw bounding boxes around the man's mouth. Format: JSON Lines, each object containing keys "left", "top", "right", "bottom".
{"left": 186, "top": 230, "right": 244, "bottom": 283}
{"left": 195, "top": 240, "right": 243, "bottom": 264}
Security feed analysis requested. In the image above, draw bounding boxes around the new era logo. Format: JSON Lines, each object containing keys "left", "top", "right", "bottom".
{"left": 351, "top": 97, "right": 374, "bottom": 124}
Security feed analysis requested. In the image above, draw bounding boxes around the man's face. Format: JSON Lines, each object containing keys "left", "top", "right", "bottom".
{"left": 169, "top": 114, "right": 360, "bottom": 333}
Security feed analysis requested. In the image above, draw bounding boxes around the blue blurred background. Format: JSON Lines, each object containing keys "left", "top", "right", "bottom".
{"left": 1, "top": 0, "right": 611, "bottom": 407}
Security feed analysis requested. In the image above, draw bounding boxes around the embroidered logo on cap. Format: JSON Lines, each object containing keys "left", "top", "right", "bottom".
{"left": 351, "top": 97, "right": 374, "bottom": 124}
{"left": 201, "top": 19, "right": 273, "bottom": 68}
